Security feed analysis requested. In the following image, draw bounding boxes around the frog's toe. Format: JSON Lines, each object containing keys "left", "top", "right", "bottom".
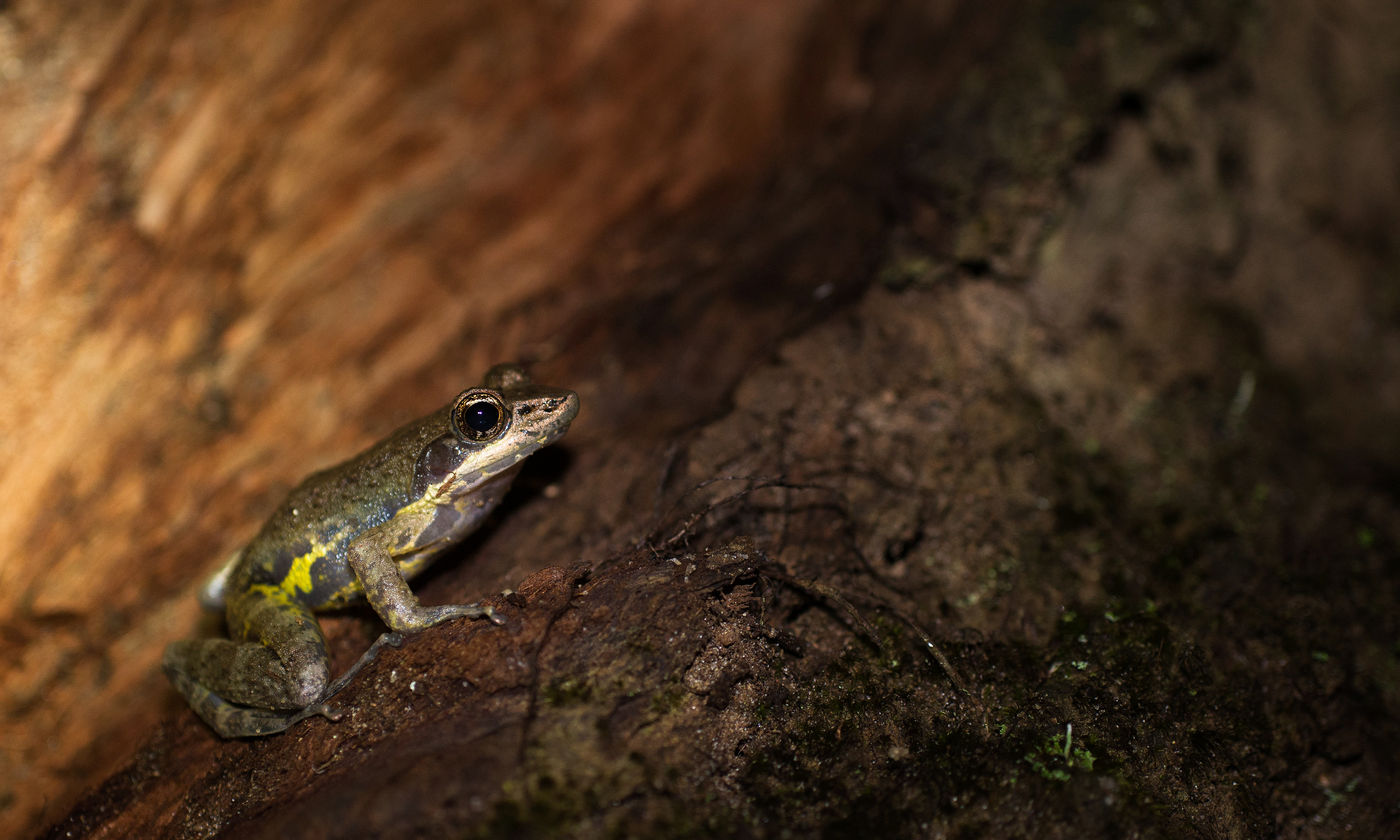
{"left": 303, "top": 702, "right": 345, "bottom": 723}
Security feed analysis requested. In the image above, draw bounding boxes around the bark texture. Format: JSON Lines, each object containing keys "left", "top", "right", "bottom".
{"left": 4, "top": 0, "right": 1399, "bottom": 837}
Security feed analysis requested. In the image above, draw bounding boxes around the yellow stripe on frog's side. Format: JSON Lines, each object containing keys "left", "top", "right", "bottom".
{"left": 277, "top": 529, "right": 355, "bottom": 607}
{"left": 283, "top": 543, "right": 325, "bottom": 595}
{"left": 247, "top": 583, "right": 300, "bottom": 606}
{"left": 282, "top": 528, "right": 352, "bottom": 598}
{"left": 236, "top": 528, "right": 353, "bottom": 637}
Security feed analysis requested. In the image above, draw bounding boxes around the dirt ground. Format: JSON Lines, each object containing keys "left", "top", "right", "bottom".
{"left": 6, "top": 1, "right": 1399, "bottom": 837}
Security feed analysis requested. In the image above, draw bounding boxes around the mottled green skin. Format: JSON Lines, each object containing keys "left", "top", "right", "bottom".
{"left": 163, "top": 364, "right": 579, "bottom": 738}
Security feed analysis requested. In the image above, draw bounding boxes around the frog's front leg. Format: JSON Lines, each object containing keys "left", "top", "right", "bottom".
{"left": 162, "top": 588, "right": 332, "bottom": 738}
{"left": 347, "top": 532, "right": 498, "bottom": 632}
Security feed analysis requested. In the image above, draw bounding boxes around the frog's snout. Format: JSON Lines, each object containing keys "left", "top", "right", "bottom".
{"left": 552, "top": 391, "right": 580, "bottom": 424}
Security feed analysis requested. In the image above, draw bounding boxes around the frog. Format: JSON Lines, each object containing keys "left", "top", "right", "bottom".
{"left": 163, "top": 363, "right": 579, "bottom": 738}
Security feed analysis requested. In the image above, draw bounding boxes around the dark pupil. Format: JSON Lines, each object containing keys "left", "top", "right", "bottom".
{"left": 462, "top": 401, "right": 500, "bottom": 434}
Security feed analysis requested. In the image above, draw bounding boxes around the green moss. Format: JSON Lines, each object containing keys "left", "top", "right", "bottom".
{"left": 648, "top": 681, "right": 688, "bottom": 716}
{"left": 1023, "top": 725, "right": 1097, "bottom": 782}
{"left": 541, "top": 676, "right": 594, "bottom": 706}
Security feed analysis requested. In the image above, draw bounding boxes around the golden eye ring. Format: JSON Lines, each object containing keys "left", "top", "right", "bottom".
{"left": 450, "top": 389, "right": 508, "bottom": 442}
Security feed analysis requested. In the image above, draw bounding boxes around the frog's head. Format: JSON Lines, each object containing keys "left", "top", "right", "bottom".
{"left": 414, "top": 363, "right": 579, "bottom": 501}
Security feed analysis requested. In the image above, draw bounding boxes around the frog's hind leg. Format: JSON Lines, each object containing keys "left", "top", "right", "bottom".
{"left": 162, "top": 657, "right": 340, "bottom": 737}
{"left": 163, "top": 589, "right": 333, "bottom": 738}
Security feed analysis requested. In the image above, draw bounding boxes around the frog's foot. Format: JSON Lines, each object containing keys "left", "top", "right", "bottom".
{"left": 277, "top": 631, "right": 410, "bottom": 726}
{"left": 217, "top": 704, "right": 334, "bottom": 738}
{"left": 164, "top": 662, "right": 336, "bottom": 738}
{"left": 168, "top": 632, "right": 409, "bottom": 737}
{"left": 316, "top": 605, "right": 504, "bottom": 701}
{"left": 319, "top": 631, "right": 405, "bottom": 701}
{"left": 396, "top": 601, "right": 500, "bottom": 631}
{"left": 292, "top": 702, "right": 346, "bottom": 725}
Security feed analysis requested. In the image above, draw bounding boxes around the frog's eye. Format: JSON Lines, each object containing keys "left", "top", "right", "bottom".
{"left": 451, "top": 390, "right": 508, "bottom": 442}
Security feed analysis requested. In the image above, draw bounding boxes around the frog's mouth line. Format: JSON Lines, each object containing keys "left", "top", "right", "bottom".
{"left": 441, "top": 420, "right": 573, "bottom": 496}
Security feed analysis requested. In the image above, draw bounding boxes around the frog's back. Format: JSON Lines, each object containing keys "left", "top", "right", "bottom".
{"left": 230, "top": 409, "right": 450, "bottom": 603}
